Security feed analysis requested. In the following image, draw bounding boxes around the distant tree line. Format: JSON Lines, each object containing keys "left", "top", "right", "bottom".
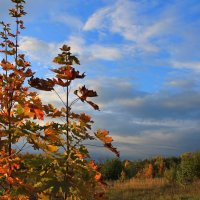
{"left": 98, "top": 151, "right": 200, "bottom": 184}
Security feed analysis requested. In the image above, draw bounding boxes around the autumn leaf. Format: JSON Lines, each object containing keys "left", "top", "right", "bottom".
{"left": 69, "top": 55, "right": 80, "bottom": 65}
{"left": 88, "top": 160, "right": 98, "bottom": 171}
{"left": 28, "top": 76, "right": 55, "bottom": 91}
{"left": 86, "top": 100, "right": 99, "bottom": 110}
{"left": 75, "top": 152, "right": 86, "bottom": 159}
{"left": 104, "top": 143, "right": 120, "bottom": 157}
{"left": 95, "top": 130, "right": 119, "bottom": 157}
{"left": 44, "top": 126, "right": 60, "bottom": 141}
{"left": 0, "top": 59, "right": 15, "bottom": 70}
{"left": 54, "top": 78, "right": 71, "bottom": 87}
{"left": 74, "top": 85, "right": 99, "bottom": 110}
{"left": 95, "top": 172, "right": 102, "bottom": 182}
{"left": 95, "top": 172, "right": 107, "bottom": 186}
{"left": 124, "top": 160, "right": 130, "bottom": 168}
{"left": 47, "top": 144, "right": 58, "bottom": 153}
{"left": 60, "top": 44, "right": 70, "bottom": 51}
{"left": 74, "top": 85, "right": 97, "bottom": 101}
{"left": 44, "top": 127, "right": 56, "bottom": 136}
{"left": 79, "top": 113, "right": 93, "bottom": 123}
{"left": 33, "top": 108, "right": 44, "bottom": 120}
{"left": 51, "top": 66, "right": 85, "bottom": 80}
{"left": 6, "top": 177, "right": 14, "bottom": 184}
{"left": 95, "top": 129, "right": 113, "bottom": 143}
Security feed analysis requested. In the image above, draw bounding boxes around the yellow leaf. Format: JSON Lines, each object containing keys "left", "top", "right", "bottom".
{"left": 47, "top": 144, "right": 58, "bottom": 153}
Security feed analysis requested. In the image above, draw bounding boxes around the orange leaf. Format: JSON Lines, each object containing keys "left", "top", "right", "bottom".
{"left": 44, "top": 127, "right": 59, "bottom": 141}
{"left": 47, "top": 144, "right": 58, "bottom": 153}
{"left": 7, "top": 177, "right": 14, "bottom": 184}
{"left": 95, "top": 129, "right": 113, "bottom": 143}
{"left": 34, "top": 108, "right": 44, "bottom": 120}
{"left": 0, "top": 59, "right": 15, "bottom": 70}
{"left": 88, "top": 160, "right": 98, "bottom": 171}
{"left": 95, "top": 172, "right": 102, "bottom": 182}
{"left": 124, "top": 160, "right": 130, "bottom": 168}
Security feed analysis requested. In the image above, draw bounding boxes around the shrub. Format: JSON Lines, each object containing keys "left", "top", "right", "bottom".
{"left": 176, "top": 152, "right": 200, "bottom": 184}
{"left": 100, "top": 159, "right": 123, "bottom": 180}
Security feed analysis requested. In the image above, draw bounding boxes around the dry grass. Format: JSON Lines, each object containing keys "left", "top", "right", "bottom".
{"left": 105, "top": 178, "right": 200, "bottom": 200}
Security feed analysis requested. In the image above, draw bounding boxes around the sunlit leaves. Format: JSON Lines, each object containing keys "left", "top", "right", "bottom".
{"left": 89, "top": 160, "right": 98, "bottom": 171}
{"left": 95, "top": 129, "right": 113, "bottom": 143}
{"left": 53, "top": 45, "right": 80, "bottom": 65}
{"left": 46, "top": 144, "right": 58, "bottom": 153}
{"left": 51, "top": 66, "right": 85, "bottom": 80}
{"left": 33, "top": 108, "right": 44, "bottom": 120}
{"left": 95, "top": 129, "right": 120, "bottom": 157}
{"left": 0, "top": 59, "right": 15, "bottom": 70}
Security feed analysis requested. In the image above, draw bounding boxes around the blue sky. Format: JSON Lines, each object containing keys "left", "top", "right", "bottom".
{"left": 1, "top": 0, "right": 200, "bottom": 159}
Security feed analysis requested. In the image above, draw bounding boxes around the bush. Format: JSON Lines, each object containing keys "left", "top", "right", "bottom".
{"left": 124, "top": 160, "right": 145, "bottom": 179}
{"left": 176, "top": 152, "right": 200, "bottom": 184}
{"left": 164, "top": 166, "right": 177, "bottom": 183}
{"left": 100, "top": 159, "right": 123, "bottom": 180}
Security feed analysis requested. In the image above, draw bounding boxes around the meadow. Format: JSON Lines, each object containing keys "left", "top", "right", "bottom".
{"left": 106, "top": 178, "right": 200, "bottom": 200}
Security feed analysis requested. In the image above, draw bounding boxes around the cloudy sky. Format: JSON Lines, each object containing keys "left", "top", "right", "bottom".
{"left": 1, "top": 0, "right": 200, "bottom": 160}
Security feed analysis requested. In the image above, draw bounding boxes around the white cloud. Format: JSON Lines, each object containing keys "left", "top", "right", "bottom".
{"left": 52, "top": 14, "right": 83, "bottom": 30}
{"left": 67, "top": 35, "right": 122, "bottom": 61}
{"left": 19, "top": 35, "right": 121, "bottom": 64}
{"left": 19, "top": 36, "right": 61, "bottom": 65}
{"left": 90, "top": 45, "right": 121, "bottom": 60}
{"left": 83, "top": 0, "right": 175, "bottom": 53}
{"left": 171, "top": 61, "right": 200, "bottom": 71}
{"left": 83, "top": 7, "right": 111, "bottom": 31}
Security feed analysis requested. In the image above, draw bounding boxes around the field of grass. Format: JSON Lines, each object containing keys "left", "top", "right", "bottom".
{"left": 105, "top": 178, "right": 200, "bottom": 200}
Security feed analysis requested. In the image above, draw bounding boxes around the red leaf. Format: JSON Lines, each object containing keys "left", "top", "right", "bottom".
{"left": 34, "top": 108, "right": 44, "bottom": 120}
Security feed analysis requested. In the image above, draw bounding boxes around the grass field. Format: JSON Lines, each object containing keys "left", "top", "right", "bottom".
{"left": 105, "top": 178, "right": 200, "bottom": 200}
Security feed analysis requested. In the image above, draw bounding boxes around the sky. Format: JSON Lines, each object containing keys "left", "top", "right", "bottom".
{"left": 1, "top": 0, "right": 200, "bottom": 160}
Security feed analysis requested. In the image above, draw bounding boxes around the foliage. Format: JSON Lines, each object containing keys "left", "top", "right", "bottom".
{"left": 98, "top": 152, "right": 200, "bottom": 184}
{"left": 0, "top": 0, "right": 119, "bottom": 199}
{"left": 100, "top": 159, "right": 123, "bottom": 180}
{"left": 123, "top": 160, "right": 144, "bottom": 179}
{"left": 164, "top": 166, "right": 177, "bottom": 183}
{"left": 176, "top": 152, "right": 200, "bottom": 184}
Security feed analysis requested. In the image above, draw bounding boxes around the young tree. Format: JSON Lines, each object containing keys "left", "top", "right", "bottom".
{"left": 0, "top": 0, "right": 119, "bottom": 199}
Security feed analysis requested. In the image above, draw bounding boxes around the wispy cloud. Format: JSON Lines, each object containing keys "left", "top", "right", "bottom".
{"left": 51, "top": 14, "right": 84, "bottom": 30}
{"left": 171, "top": 61, "right": 200, "bottom": 71}
{"left": 19, "top": 35, "right": 121, "bottom": 65}
{"left": 83, "top": 0, "right": 174, "bottom": 53}
{"left": 19, "top": 36, "right": 60, "bottom": 64}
